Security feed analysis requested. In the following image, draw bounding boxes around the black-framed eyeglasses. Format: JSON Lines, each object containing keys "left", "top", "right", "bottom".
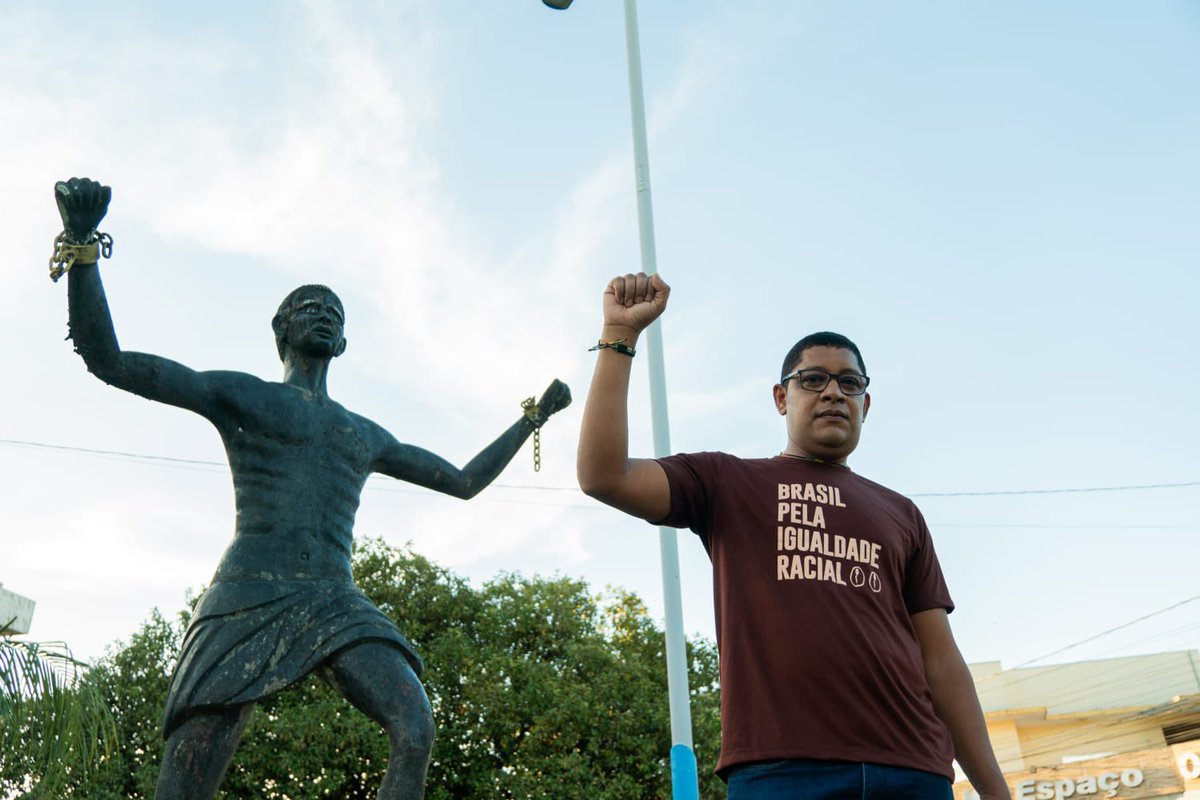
{"left": 781, "top": 368, "right": 870, "bottom": 396}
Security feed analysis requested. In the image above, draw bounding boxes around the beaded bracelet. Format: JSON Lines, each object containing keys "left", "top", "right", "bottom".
{"left": 588, "top": 338, "right": 636, "bottom": 357}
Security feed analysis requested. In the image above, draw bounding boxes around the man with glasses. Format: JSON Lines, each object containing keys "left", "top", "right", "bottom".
{"left": 577, "top": 272, "right": 1009, "bottom": 799}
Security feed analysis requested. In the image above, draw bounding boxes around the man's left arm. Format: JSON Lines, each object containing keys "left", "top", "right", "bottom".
{"left": 371, "top": 379, "right": 570, "bottom": 499}
{"left": 912, "top": 608, "right": 1012, "bottom": 800}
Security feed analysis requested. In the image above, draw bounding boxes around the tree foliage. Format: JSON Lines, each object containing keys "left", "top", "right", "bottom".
{"left": 4, "top": 540, "right": 724, "bottom": 799}
{"left": 0, "top": 636, "right": 117, "bottom": 798}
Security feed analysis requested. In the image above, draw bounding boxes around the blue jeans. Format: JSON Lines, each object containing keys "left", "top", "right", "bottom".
{"left": 726, "top": 759, "right": 953, "bottom": 800}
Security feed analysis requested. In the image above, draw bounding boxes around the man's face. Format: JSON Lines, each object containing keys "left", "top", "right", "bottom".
{"left": 283, "top": 290, "right": 346, "bottom": 360}
{"left": 772, "top": 345, "right": 870, "bottom": 464}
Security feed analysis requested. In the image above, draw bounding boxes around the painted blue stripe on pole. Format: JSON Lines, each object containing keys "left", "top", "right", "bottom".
{"left": 670, "top": 744, "right": 700, "bottom": 800}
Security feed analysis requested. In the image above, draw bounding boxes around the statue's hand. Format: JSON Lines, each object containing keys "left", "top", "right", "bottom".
{"left": 54, "top": 177, "right": 111, "bottom": 244}
{"left": 537, "top": 379, "right": 572, "bottom": 420}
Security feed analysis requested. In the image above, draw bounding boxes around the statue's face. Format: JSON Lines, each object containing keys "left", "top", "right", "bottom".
{"left": 283, "top": 289, "right": 346, "bottom": 360}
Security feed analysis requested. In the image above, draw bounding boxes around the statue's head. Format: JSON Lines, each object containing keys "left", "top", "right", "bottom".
{"left": 271, "top": 285, "right": 347, "bottom": 362}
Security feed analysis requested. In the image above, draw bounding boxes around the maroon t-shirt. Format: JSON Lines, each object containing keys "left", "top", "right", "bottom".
{"left": 656, "top": 452, "right": 956, "bottom": 780}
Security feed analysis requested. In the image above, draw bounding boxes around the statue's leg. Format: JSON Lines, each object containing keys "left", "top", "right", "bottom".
{"left": 154, "top": 703, "right": 254, "bottom": 800}
{"left": 319, "top": 642, "right": 434, "bottom": 800}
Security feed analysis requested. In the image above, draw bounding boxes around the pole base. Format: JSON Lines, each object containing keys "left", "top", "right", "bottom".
{"left": 670, "top": 744, "right": 700, "bottom": 800}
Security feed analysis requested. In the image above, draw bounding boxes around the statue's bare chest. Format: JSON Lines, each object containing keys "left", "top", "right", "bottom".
{"left": 222, "top": 386, "right": 375, "bottom": 478}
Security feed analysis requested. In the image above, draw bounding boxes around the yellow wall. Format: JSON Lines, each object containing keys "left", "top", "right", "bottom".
{"left": 1011, "top": 717, "right": 1168, "bottom": 769}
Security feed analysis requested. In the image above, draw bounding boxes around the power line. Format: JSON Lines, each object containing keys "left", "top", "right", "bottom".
{"left": 934, "top": 523, "right": 1198, "bottom": 530}
{"left": 909, "top": 481, "right": 1200, "bottom": 497}
{"left": 0, "top": 437, "right": 572, "bottom": 490}
{"left": 1, "top": 437, "right": 223, "bottom": 468}
{"left": 3, "top": 436, "right": 1200, "bottom": 498}
{"left": 13, "top": 433, "right": 1195, "bottom": 526}
{"left": 1013, "top": 593, "right": 1200, "bottom": 669}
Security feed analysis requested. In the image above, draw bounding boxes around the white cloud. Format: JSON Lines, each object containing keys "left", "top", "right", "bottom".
{"left": 0, "top": 1, "right": 771, "bottom": 660}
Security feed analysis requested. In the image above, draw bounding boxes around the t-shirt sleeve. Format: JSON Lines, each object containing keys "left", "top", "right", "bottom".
{"left": 902, "top": 506, "right": 955, "bottom": 615}
{"left": 654, "top": 452, "right": 723, "bottom": 547}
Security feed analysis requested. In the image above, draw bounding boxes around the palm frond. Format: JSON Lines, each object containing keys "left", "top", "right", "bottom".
{"left": 0, "top": 636, "right": 119, "bottom": 798}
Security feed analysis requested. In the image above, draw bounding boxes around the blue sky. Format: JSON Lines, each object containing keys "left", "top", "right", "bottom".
{"left": 2, "top": 1, "right": 1198, "bottom": 673}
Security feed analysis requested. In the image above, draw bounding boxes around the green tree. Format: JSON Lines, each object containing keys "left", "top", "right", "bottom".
{"left": 0, "top": 636, "right": 117, "bottom": 798}
{"left": 28, "top": 540, "right": 724, "bottom": 799}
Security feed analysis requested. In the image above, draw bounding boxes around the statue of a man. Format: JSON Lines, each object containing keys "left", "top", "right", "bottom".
{"left": 54, "top": 177, "right": 571, "bottom": 800}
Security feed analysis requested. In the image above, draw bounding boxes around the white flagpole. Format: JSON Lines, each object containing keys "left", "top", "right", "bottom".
{"left": 621, "top": 2, "right": 699, "bottom": 798}
{"left": 539, "top": 1, "right": 699, "bottom": 793}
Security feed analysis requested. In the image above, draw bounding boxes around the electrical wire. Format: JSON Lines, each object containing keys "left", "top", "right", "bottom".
{"left": 1012, "top": 593, "right": 1200, "bottom": 670}
{"left": 909, "top": 482, "right": 1200, "bottom": 497}
{"left": 934, "top": 523, "right": 1198, "bottom": 530}
{"left": 0, "top": 437, "right": 224, "bottom": 469}
{"left": 4, "top": 437, "right": 1199, "bottom": 498}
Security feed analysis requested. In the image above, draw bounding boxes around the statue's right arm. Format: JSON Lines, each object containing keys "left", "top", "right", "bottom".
{"left": 576, "top": 272, "right": 672, "bottom": 523}
{"left": 67, "top": 262, "right": 233, "bottom": 422}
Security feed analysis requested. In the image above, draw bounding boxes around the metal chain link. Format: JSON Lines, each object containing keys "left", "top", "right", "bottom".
{"left": 521, "top": 397, "right": 543, "bottom": 472}
{"left": 48, "top": 233, "right": 70, "bottom": 282}
{"left": 49, "top": 230, "right": 113, "bottom": 283}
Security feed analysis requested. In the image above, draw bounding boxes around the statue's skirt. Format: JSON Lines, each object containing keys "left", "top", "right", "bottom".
{"left": 162, "top": 578, "right": 423, "bottom": 737}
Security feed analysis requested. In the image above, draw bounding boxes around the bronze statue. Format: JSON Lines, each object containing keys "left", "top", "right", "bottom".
{"left": 54, "top": 177, "right": 571, "bottom": 800}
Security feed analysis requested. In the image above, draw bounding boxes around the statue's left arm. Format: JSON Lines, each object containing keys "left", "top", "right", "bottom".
{"left": 372, "top": 379, "right": 571, "bottom": 499}
{"left": 55, "top": 177, "right": 249, "bottom": 427}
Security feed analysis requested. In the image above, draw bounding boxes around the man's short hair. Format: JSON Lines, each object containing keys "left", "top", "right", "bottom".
{"left": 271, "top": 284, "right": 344, "bottom": 361}
{"left": 780, "top": 332, "right": 867, "bottom": 382}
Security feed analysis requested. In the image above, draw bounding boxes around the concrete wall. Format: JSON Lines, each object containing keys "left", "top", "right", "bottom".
{"left": 0, "top": 583, "right": 35, "bottom": 634}
{"left": 974, "top": 652, "right": 1200, "bottom": 717}
{"left": 1015, "top": 717, "right": 1169, "bottom": 769}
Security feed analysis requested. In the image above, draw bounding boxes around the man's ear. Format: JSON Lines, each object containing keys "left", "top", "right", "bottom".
{"left": 862, "top": 392, "right": 871, "bottom": 420}
{"left": 773, "top": 383, "right": 788, "bottom": 416}
{"left": 335, "top": 338, "right": 348, "bottom": 358}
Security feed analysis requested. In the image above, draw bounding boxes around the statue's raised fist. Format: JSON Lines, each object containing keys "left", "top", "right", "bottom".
{"left": 54, "top": 177, "right": 111, "bottom": 244}
{"left": 537, "top": 378, "right": 572, "bottom": 419}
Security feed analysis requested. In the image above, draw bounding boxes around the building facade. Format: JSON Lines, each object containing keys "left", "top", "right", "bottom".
{"left": 0, "top": 583, "right": 35, "bottom": 635}
{"left": 955, "top": 651, "right": 1200, "bottom": 800}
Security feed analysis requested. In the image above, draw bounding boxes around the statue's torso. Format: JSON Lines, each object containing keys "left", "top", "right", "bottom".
{"left": 211, "top": 381, "right": 379, "bottom": 583}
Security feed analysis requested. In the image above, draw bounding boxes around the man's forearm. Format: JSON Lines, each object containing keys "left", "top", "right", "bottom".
{"left": 576, "top": 273, "right": 670, "bottom": 518}
{"left": 576, "top": 325, "right": 640, "bottom": 499}
{"left": 928, "top": 653, "right": 1011, "bottom": 798}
